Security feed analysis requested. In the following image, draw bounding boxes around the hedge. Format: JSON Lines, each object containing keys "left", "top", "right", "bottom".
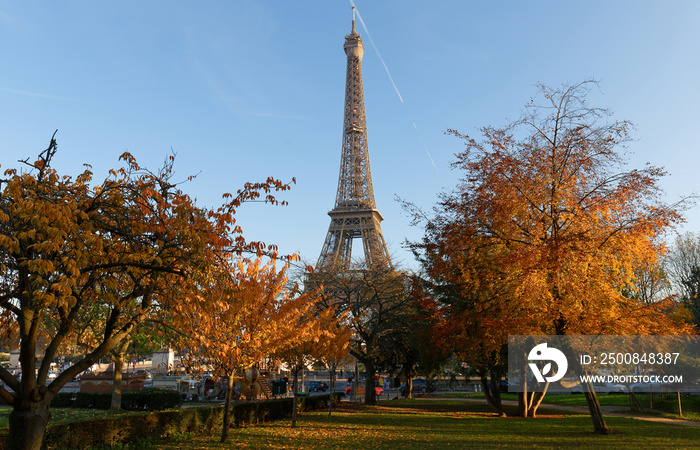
{"left": 0, "top": 393, "right": 342, "bottom": 449}
{"left": 50, "top": 389, "right": 181, "bottom": 411}
{"left": 233, "top": 392, "right": 342, "bottom": 427}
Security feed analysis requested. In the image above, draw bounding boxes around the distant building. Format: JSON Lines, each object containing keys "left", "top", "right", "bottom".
{"left": 151, "top": 348, "right": 174, "bottom": 374}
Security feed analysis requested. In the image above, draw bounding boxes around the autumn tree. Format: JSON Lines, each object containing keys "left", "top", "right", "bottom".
{"left": 311, "top": 263, "right": 412, "bottom": 405}
{"left": 409, "top": 259, "right": 514, "bottom": 414}
{"left": 628, "top": 259, "right": 671, "bottom": 305}
{"left": 0, "top": 134, "right": 293, "bottom": 450}
{"left": 410, "top": 81, "right": 693, "bottom": 433}
{"left": 174, "top": 257, "right": 313, "bottom": 442}
{"left": 380, "top": 278, "right": 450, "bottom": 400}
{"left": 314, "top": 311, "right": 353, "bottom": 416}
{"left": 275, "top": 306, "right": 346, "bottom": 427}
{"left": 666, "top": 232, "right": 700, "bottom": 326}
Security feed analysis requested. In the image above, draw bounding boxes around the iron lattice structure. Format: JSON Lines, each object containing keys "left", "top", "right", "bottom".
{"left": 316, "top": 13, "right": 393, "bottom": 271}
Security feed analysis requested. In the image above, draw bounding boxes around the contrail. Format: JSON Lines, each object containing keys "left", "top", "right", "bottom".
{"left": 413, "top": 122, "right": 438, "bottom": 171}
{"left": 348, "top": 1, "right": 404, "bottom": 103}
{"left": 0, "top": 87, "right": 77, "bottom": 102}
{"left": 349, "top": 3, "right": 437, "bottom": 173}
{"left": 425, "top": 148, "right": 437, "bottom": 169}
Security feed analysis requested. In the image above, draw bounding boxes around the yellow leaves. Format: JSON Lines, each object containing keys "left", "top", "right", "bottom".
{"left": 0, "top": 143, "right": 306, "bottom": 412}
{"left": 0, "top": 235, "right": 20, "bottom": 254}
{"left": 173, "top": 256, "right": 322, "bottom": 376}
{"left": 27, "top": 258, "right": 55, "bottom": 275}
{"left": 420, "top": 83, "right": 691, "bottom": 357}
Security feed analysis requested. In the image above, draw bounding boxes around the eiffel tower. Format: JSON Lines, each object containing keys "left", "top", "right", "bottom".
{"left": 316, "top": 9, "right": 392, "bottom": 271}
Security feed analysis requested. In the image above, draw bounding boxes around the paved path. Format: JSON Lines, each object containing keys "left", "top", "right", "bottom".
{"left": 450, "top": 397, "right": 700, "bottom": 428}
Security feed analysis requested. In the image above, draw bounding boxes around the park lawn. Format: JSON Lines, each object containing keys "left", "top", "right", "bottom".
{"left": 451, "top": 392, "right": 700, "bottom": 420}
{"left": 535, "top": 393, "right": 700, "bottom": 420}
{"left": 154, "top": 400, "right": 699, "bottom": 450}
{"left": 452, "top": 392, "right": 634, "bottom": 407}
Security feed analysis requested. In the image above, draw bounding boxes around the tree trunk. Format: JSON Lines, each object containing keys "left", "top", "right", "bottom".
{"left": 329, "top": 367, "right": 335, "bottom": 416}
{"left": 527, "top": 383, "right": 549, "bottom": 418}
{"left": 110, "top": 339, "right": 130, "bottom": 410}
{"left": 517, "top": 376, "right": 530, "bottom": 418}
{"left": 221, "top": 375, "right": 234, "bottom": 443}
{"left": 406, "top": 377, "right": 413, "bottom": 399}
{"left": 6, "top": 396, "right": 52, "bottom": 450}
{"left": 291, "top": 369, "right": 300, "bottom": 428}
{"left": 353, "top": 363, "right": 358, "bottom": 402}
{"left": 582, "top": 380, "right": 610, "bottom": 435}
{"left": 480, "top": 372, "right": 506, "bottom": 417}
{"left": 364, "top": 363, "right": 377, "bottom": 405}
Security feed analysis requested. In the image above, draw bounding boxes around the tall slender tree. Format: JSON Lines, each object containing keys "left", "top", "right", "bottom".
{"left": 275, "top": 306, "right": 343, "bottom": 428}
{"left": 315, "top": 312, "right": 353, "bottom": 416}
{"left": 174, "top": 258, "right": 314, "bottom": 442}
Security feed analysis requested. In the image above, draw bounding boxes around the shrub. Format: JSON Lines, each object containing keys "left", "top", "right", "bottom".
{"left": 122, "top": 389, "right": 182, "bottom": 411}
{"left": 233, "top": 398, "right": 290, "bottom": 427}
{"left": 74, "top": 392, "right": 112, "bottom": 409}
{"left": 50, "top": 392, "right": 77, "bottom": 408}
{"left": 231, "top": 393, "right": 341, "bottom": 427}
{"left": 0, "top": 392, "right": 340, "bottom": 448}
{"left": 38, "top": 406, "right": 224, "bottom": 448}
{"left": 65, "top": 389, "right": 181, "bottom": 411}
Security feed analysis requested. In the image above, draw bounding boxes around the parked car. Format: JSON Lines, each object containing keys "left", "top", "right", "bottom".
{"left": 308, "top": 381, "right": 329, "bottom": 392}
{"left": 345, "top": 385, "right": 384, "bottom": 396}
{"left": 630, "top": 378, "right": 672, "bottom": 394}
{"left": 399, "top": 378, "right": 428, "bottom": 396}
{"left": 485, "top": 379, "right": 509, "bottom": 393}
{"left": 571, "top": 381, "right": 627, "bottom": 394}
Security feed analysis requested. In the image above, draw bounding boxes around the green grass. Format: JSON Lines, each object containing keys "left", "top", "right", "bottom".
{"left": 448, "top": 392, "right": 700, "bottom": 419}
{"left": 448, "top": 392, "right": 631, "bottom": 406}
{"left": 151, "top": 399, "right": 699, "bottom": 449}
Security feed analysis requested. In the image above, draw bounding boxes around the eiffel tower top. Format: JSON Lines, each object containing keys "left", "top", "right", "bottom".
{"left": 332, "top": 7, "right": 377, "bottom": 212}
{"left": 315, "top": 8, "right": 392, "bottom": 270}
{"left": 344, "top": 7, "right": 363, "bottom": 61}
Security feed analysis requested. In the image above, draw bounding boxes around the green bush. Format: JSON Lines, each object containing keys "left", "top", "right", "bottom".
{"left": 297, "top": 392, "right": 341, "bottom": 412}
{"left": 40, "top": 405, "right": 224, "bottom": 449}
{"left": 74, "top": 392, "right": 112, "bottom": 409}
{"left": 50, "top": 392, "right": 77, "bottom": 408}
{"left": 65, "top": 389, "right": 181, "bottom": 411}
{"left": 0, "top": 393, "right": 340, "bottom": 448}
{"left": 122, "top": 389, "right": 181, "bottom": 411}
{"left": 231, "top": 393, "right": 341, "bottom": 427}
{"left": 233, "top": 398, "right": 290, "bottom": 427}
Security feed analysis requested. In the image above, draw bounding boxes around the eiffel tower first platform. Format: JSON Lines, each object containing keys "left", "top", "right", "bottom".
{"left": 316, "top": 9, "right": 393, "bottom": 271}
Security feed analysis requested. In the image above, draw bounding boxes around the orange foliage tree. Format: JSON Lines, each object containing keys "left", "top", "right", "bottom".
{"left": 315, "top": 313, "right": 353, "bottom": 416}
{"left": 274, "top": 305, "right": 349, "bottom": 427}
{"left": 173, "top": 257, "right": 316, "bottom": 442}
{"left": 409, "top": 81, "right": 694, "bottom": 432}
{"left": 0, "top": 134, "right": 293, "bottom": 450}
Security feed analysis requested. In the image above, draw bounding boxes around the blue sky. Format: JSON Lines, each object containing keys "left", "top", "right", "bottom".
{"left": 1, "top": 1, "right": 699, "bottom": 270}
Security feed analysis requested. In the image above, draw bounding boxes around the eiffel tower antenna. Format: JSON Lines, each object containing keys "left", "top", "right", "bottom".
{"left": 316, "top": 8, "right": 393, "bottom": 271}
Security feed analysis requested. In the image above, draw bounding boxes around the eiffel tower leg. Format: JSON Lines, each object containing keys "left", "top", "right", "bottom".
{"left": 318, "top": 227, "right": 354, "bottom": 269}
